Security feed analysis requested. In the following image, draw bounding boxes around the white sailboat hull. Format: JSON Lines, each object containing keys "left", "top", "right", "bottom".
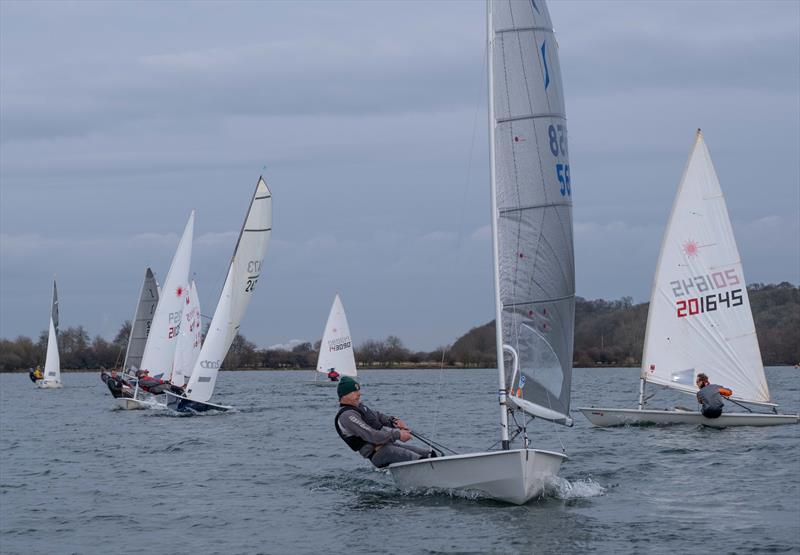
{"left": 36, "top": 381, "right": 62, "bottom": 389}
{"left": 115, "top": 397, "right": 161, "bottom": 410}
{"left": 578, "top": 407, "right": 800, "bottom": 428}
{"left": 388, "top": 448, "right": 566, "bottom": 505}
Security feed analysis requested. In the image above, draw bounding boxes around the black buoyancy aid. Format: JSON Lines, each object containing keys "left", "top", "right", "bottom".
{"left": 334, "top": 404, "right": 384, "bottom": 452}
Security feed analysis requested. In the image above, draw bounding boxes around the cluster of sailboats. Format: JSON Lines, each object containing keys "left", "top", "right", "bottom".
{"left": 28, "top": 0, "right": 797, "bottom": 505}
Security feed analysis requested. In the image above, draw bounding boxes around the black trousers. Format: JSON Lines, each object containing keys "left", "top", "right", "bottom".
{"left": 702, "top": 406, "right": 723, "bottom": 419}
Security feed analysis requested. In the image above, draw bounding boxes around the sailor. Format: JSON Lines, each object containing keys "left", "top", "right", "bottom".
{"left": 696, "top": 373, "right": 733, "bottom": 418}
{"left": 105, "top": 370, "right": 132, "bottom": 399}
{"left": 334, "top": 376, "right": 434, "bottom": 468}
{"left": 327, "top": 368, "right": 340, "bottom": 382}
{"left": 136, "top": 370, "right": 184, "bottom": 395}
{"left": 28, "top": 367, "right": 37, "bottom": 383}
{"left": 32, "top": 366, "right": 43, "bottom": 381}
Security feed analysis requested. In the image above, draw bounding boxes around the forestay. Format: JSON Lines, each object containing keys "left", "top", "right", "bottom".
{"left": 184, "top": 177, "right": 272, "bottom": 403}
{"left": 316, "top": 294, "right": 357, "bottom": 378}
{"left": 43, "top": 280, "right": 61, "bottom": 384}
{"left": 123, "top": 267, "right": 159, "bottom": 371}
{"left": 171, "top": 280, "right": 202, "bottom": 386}
{"left": 139, "top": 212, "right": 194, "bottom": 381}
{"left": 491, "top": 0, "right": 575, "bottom": 423}
{"left": 641, "top": 131, "right": 770, "bottom": 404}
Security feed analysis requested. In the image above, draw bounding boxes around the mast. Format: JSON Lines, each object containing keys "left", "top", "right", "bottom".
{"left": 487, "top": 0, "right": 510, "bottom": 450}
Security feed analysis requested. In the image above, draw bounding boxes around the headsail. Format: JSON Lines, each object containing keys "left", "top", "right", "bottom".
{"left": 490, "top": 0, "right": 575, "bottom": 425}
{"left": 171, "top": 280, "right": 202, "bottom": 386}
{"left": 42, "top": 280, "right": 61, "bottom": 385}
{"left": 184, "top": 177, "right": 272, "bottom": 403}
{"left": 316, "top": 294, "right": 357, "bottom": 378}
{"left": 641, "top": 131, "right": 770, "bottom": 405}
{"left": 139, "top": 211, "right": 194, "bottom": 381}
{"left": 123, "top": 267, "right": 159, "bottom": 371}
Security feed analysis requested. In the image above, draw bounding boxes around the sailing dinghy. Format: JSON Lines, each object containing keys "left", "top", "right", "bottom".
{"left": 114, "top": 267, "right": 160, "bottom": 409}
{"left": 578, "top": 131, "right": 799, "bottom": 428}
{"left": 309, "top": 294, "right": 357, "bottom": 386}
{"left": 389, "top": 0, "right": 575, "bottom": 504}
{"left": 119, "top": 213, "right": 194, "bottom": 410}
{"left": 166, "top": 176, "right": 272, "bottom": 413}
{"left": 37, "top": 280, "right": 62, "bottom": 389}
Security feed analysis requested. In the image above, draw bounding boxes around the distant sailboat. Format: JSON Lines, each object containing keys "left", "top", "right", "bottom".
{"left": 38, "top": 280, "right": 62, "bottom": 389}
{"left": 578, "top": 131, "right": 799, "bottom": 428}
{"left": 123, "top": 267, "right": 160, "bottom": 373}
{"left": 139, "top": 211, "right": 195, "bottom": 381}
{"left": 166, "top": 177, "right": 273, "bottom": 413}
{"left": 171, "top": 280, "right": 202, "bottom": 388}
{"left": 118, "top": 215, "right": 193, "bottom": 410}
{"left": 310, "top": 294, "right": 357, "bottom": 386}
{"left": 388, "top": 0, "right": 575, "bottom": 504}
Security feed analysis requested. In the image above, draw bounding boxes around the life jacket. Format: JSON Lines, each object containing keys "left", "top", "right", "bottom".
{"left": 334, "top": 404, "right": 383, "bottom": 452}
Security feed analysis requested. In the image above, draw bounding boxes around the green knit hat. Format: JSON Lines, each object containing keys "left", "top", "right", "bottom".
{"left": 337, "top": 376, "right": 360, "bottom": 398}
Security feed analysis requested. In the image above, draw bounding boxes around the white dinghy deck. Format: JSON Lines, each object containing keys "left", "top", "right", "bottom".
{"left": 579, "top": 407, "right": 799, "bottom": 428}
{"left": 389, "top": 448, "right": 566, "bottom": 505}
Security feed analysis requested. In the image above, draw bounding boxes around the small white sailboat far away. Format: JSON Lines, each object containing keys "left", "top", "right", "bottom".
{"left": 166, "top": 176, "right": 273, "bottom": 413}
{"left": 388, "top": 0, "right": 576, "bottom": 504}
{"left": 578, "top": 130, "right": 799, "bottom": 428}
{"left": 310, "top": 294, "right": 357, "bottom": 386}
{"left": 118, "top": 213, "right": 194, "bottom": 410}
{"left": 37, "top": 279, "right": 62, "bottom": 389}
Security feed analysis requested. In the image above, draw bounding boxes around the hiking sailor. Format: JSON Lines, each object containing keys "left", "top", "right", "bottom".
{"left": 696, "top": 373, "right": 733, "bottom": 419}
{"left": 334, "top": 376, "right": 434, "bottom": 468}
{"left": 327, "top": 368, "right": 340, "bottom": 382}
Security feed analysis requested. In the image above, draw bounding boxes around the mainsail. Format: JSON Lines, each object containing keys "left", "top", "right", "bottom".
{"left": 316, "top": 294, "right": 357, "bottom": 378}
{"left": 641, "top": 130, "right": 770, "bottom": 405}
{"left": 171, "top": 280, "right": 202, "bottom": 386}
{"left": 490, "top": 0, "right": 575, "bottom": 424}
{"left": 42, "top": 280, "right": 61, "bottom": 385}
{"left": 184, "top": 177, "right": 272, "bottom": 403}
{"left": 123, "top": 267, "right": 159, "bottom": 371}
{"left": 139, "top": 211, "right": 194, "bottom": 380}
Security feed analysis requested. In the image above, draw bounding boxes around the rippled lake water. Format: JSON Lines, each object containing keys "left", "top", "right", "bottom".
{"left": 1, "top": 367, "right": 798, "bottom": 554}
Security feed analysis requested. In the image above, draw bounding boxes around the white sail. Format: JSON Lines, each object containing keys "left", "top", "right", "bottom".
{"left": 139, "top": 211, "right": 194, "bottom": 381}
{"left": 184, "top": 177, "right": 272, "bottom": 403}
{"left": 41, "top": 280, "right": 61, "bottom": 386}
{"left": 641, "top": 131, "right": 769, "bottom": 404}
{"left": 123, "top": 267, "right": 159, "bottom": 371}
{"left": 171, "top": 280, "right": 202, "bottom": 386}
{"left": 316, "top": 294, "right": 357, "bottom": 378}
{"left": 491, "top": 0, "right": 574, "bottom": 424}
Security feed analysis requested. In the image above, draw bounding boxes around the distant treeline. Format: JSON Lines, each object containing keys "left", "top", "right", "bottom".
{"left": 1, "top": 283, "right": 797, "bottom": 371}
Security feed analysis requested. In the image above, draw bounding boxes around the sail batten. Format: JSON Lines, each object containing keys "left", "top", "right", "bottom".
{"left": 491, "top": 0, "right": 575, "bottom": 424}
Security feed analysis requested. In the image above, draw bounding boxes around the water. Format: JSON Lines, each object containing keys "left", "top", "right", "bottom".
{"left": 1, "top": 367, "right": 798, "bottom": 554}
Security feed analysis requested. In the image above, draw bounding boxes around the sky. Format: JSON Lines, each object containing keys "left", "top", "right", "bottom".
{"left": 1, "top": 0, "right": 798, "bottom": 351}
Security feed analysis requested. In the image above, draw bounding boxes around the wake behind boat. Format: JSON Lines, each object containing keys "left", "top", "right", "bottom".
{"left": 389, "top": 0, "right": 575, "bottom": 504}
{"left": 578, "top": 131, "right": 799, "bottom": 428}
{"left": 166, "top": 176, "right": 273, "bottom": 413}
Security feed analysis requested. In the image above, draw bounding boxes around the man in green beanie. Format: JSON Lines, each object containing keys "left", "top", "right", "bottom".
{"left": 334, "top": 376, "right": 434, "bottom": 468}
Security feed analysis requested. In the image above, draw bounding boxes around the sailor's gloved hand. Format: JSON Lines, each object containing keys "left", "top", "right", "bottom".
{"left": 392, "top": 418, "right": 409, "bottom": 430}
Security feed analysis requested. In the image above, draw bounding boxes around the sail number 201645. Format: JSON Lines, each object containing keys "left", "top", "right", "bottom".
{"left": 548, "top": 124, "right": 570, "bottom": 197}
{"left": 676, "top": 289, "right": 743, "bottom": 318}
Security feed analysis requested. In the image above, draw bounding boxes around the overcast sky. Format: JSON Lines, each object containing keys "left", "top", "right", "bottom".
{"left": 1, "top": 0, "right": 798, "bottom": 351}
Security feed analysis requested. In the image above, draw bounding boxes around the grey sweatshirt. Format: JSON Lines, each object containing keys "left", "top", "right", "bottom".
{"left": 337, "top": 404, "right": 401, "bottom": 458}
{"left": 696, "top": 384, "right": 726, "bottom": 410}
